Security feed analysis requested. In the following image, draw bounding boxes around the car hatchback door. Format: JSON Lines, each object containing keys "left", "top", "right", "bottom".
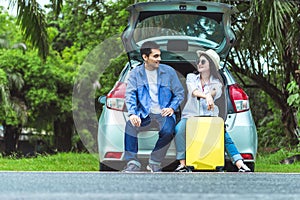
{"left": 121, "top": 0, "right": 238, "bottom": 63}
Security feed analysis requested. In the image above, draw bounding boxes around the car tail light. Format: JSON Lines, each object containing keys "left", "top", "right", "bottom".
{"left": 241, "top": 153, "right": 253, "bottom": 160}
{"left": 229, "top": 84, "right": 249, "bottom": 113}
{"left": 106, "top": 81, "right": 126, "bottom": 111}
{"left": 104, "top": 152, "right": 122, "bottom": 159}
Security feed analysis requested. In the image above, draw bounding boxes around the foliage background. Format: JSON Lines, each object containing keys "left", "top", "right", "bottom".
{"left": 0, "top": 0, "right": 299, "bottom": 157}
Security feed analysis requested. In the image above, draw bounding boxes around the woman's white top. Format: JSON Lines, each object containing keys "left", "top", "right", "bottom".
{"left": 181, "top": 73, "right": 223, "bottom": 119}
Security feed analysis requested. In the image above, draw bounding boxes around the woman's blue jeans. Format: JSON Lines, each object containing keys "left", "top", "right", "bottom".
{"left": 174, "top": 118, "right": 243, "bottom": 164}
{"left": 124, "top": 113, "right": 175, "bottom": 165}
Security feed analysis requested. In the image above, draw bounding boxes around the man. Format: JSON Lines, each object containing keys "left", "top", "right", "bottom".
{"left": 123, "top": 41, "right": 184, "bottom": 172}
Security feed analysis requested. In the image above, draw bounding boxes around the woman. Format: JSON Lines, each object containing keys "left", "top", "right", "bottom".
{"left": 174, "top": 49, "right": 251, "bottom": 172}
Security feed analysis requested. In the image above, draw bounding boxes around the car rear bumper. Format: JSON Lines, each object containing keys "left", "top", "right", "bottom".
{"left": 225, "top": 111, "right": 258, "bottom": 162}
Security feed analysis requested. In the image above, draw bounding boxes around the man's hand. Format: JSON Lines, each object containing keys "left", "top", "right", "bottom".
{"left": 161, "top": 108, "right": 174, "bottom": 117}
{"left": 129, "top": 114, "right": 141, "bottom": 127}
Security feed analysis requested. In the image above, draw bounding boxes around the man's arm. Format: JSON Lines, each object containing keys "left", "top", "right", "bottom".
{"left": 125, "top": 70, "right": 143, "bottom": 127}
{"left": 125, "top": 70, "right": 138, "bottom": 116}
{"left": 168, "top": 70, "right": 185, "bottom": 112}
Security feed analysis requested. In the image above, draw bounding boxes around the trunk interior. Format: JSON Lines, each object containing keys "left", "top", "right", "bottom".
{"left": 162, "top": 61, "right": 227, "bottom": 121}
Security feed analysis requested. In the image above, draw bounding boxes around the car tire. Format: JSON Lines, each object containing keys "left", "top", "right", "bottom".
{"left": 246, "top": 162, "right": 255, "bottom": 172}
{"left": 99, "top": 162, "right": 117, "bottom": 171}
{"left": 224, "top": 160, "right": 237, "bottom": 172}
{"left": 225, "top": 161, "right": 255, "bottom": 172}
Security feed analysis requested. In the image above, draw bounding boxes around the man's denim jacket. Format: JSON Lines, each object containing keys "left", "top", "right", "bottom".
{"left": 125, "top": 63, "right": 184, "bottom": 119}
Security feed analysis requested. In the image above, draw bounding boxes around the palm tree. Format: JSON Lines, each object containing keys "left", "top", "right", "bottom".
{"left": 0, "top": 8, "right": 32, "bottom": 154}
{"left": 222, "top": 0, "right": 299, "bottom": 145}
{"left": 0, "top": 58, "right": 27, "bottom": 155}
{"left": 7, "top": 0, "right": 63, "bottom": 60}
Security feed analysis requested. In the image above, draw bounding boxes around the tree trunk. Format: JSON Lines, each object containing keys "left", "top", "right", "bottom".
{"left": 282, "top": 47, "right": 299, "bottom": 145}
{"left": 53, "top": 116, "right": 74, "bottom": 152}
{"left": 282, "top": 106, "right": 299, "bottom": 146}
{"left": 228, "top": 57, "right": 299, "bottom": 146}
{"left": 3, "top": 124, "right": 21, "bottom": 156}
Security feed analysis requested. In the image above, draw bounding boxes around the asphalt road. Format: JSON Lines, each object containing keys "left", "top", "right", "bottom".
{"left": 0, "top": 172, "right": 299, "bottom": 200}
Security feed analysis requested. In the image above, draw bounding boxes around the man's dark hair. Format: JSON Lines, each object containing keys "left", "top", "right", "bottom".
{"left": 140, "top": 41, "right": 160, "bottom": 58}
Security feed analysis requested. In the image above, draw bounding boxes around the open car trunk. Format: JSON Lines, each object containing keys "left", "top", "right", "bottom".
{"left": 122, "top": 1, "right": 237, "bottom": 63}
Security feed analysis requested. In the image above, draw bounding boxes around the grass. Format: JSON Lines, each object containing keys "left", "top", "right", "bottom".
{"left": 255, "top": 148, "right": 300, "bottom": 172}
{"left": 0, "top": 153, "right": 99, "bottom": 171}
{"left": 0, "top": 150, "right": 299, "bottom": 172}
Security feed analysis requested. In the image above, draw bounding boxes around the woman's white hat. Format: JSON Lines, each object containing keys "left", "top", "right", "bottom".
{"left": 196, "top": 49, "right": 220, "bottom": 70}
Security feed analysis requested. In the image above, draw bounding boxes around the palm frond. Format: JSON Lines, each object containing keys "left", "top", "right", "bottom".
{"left": 11, "top": 96, "right": 28, "bottom": 125}
{"left": 252, "top": 0, "right": 297, "bottom": 52}
{"left": 16, "top": 0, "right": 49, "bottom": 60}
{"left": 50, "top": 0, "right": 63, "bottom": 18}
{"left": 11, "top": 42, "right": 27, "bottom": 54}
{"left": 0, "top": 38, "right": 9, "bottom": 49}
{"left": 0, "top": 85, "right": 10, "bottom": 110}
{"left": 0, "top": 70, "right": 10, "bottom": 110}
{"left": 6, "top": 71, "right": 24, "bottom": 91}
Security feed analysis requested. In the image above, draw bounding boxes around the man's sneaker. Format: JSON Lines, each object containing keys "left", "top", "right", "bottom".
{"left": 122, "top": 163, "right": 141, "bottom": 172}
{"left": 146, "top": 163, "right": 162, "bottom": 172}
{"left": 174, "top": 164, "right": 192, "bottom": 172}
{"left": 238, "top": 164, "right": 251, "bottom": 172}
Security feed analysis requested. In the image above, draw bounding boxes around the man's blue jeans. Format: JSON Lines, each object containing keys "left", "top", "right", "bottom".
{"left": 174, "top": 118, "right": 243, "bottom": 164}
{"left": 124, "top": 113, "right": 175, "bottom": 165}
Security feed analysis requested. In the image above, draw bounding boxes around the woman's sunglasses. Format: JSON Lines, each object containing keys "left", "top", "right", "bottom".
{"left": 196, "top": 59, "right": 206, "bottom": 65}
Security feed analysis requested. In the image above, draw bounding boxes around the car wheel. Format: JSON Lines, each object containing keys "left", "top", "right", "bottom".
{"left": 225, "top": 161, "right": 255, "bottom": 172}
{"left": 161, "top": 160, "right": 179, "bottom": 172}
{"left": 224, "top": 160, "right": 237, "bottom": 172}
{"left": 246, "top": 162, "right": 255, "bottom": 172}
{"left": 99, "top": 162, "right": 117, "bottom": 171}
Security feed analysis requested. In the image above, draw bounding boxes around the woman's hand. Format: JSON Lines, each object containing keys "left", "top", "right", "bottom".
{"left": 205, "top": 93, "right": 215, "bottom": 111}
{"left": 192, "top": 89, "right": 215, "bottom": 110}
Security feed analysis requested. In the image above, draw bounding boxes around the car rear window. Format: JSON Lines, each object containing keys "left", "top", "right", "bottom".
{"left": 133, "top": 12, "right": 224, "bottom": 47}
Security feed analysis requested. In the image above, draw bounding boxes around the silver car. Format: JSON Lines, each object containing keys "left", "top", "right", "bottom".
{"left": 98, "top": 0, "right": 257, "bottom": 171}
